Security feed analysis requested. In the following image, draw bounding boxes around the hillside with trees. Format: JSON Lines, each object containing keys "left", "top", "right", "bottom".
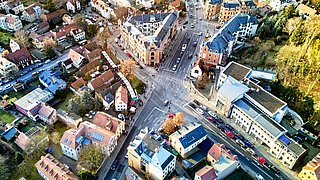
{"left": 238, "top": 5, "right": 320, "bottom": 131}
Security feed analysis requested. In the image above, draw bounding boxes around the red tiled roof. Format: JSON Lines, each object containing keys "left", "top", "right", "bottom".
{"left": 42, "top": 9, "right": 67, "bottom": 21}
{"left": 38, "top": 104, "right": 55, "bottom": 118}
{"left": 25, "top": 2, "right": 41, "bottom": 15}
{"left": 5, "top": 48, "right": 32, "bottom": 65}
{"left": 208, "top": 143, "right": 237, "bottom": 161}
{"left": 90, "top": 70, "right": 114, "bottom": 90}
{"left": 92, "top": 111, "right": 123, "bottom": 133}
{"left": 115, "top": 85, "right": 128, "bottom": 104}
{"left": 71, "top": 77, "right": 87, "bottom": 90}
{"left": 83, "top": 41, "right": 98, "bottom": 52}
{"left": 14, "top": 132, "right": 30, "bottom": 151}
{"left": 195, "top": 165, "right": 217, "bottom": 180}
{"left": 79, "top": 59, "right": 100, "bottom": 75}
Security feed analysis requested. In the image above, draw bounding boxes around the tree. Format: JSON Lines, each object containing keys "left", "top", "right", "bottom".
{"left": 96, "top": 28, "right": 112, "bottom": 49}
{"left": 45, "top": 49, "right": 56, "bottom": 59}
{"left": 44, "top": 0, "right": 56, "bottom": 13}
{"left": 15, "top": 152, "right": 24, "bottom": 164}
{"left": 162, "top": 112, "right": 185, "bottom": 135}
{"left": 78, "top": 170, "right": 95, "bottom": 180}
{"left": 0, "top": 156, "right": 11, "bottom": 180}
{"left": 73, "top": 13, "right": 87, "bottom": 28}
{"left": 283, "top": 17, "right": 300, "bottom": 35}
{"left": 14, "top": 30, "right": 30, "bottom": 48}
{"left": 68, "top": 97, "right": 82, "bottom": 114}
{"left": 43, "top": 37, "right": 57, "bottom": 52}
{"left": 120, "top": 59, "right": 136, "bottom": 81}
{"left": 81, "top": 90, "right": 94, "bottom": 110}
{"left": 93, "top": 95, "right": 102, "bottom": 111}
{"left": 196, "top": 73, "right": 210, "bottom": 89}
{"left": 78, "top": 144, "right": 105, "bottom": 171}
{"left": 86, "top": 24, "right": 99, "bottom": 37}
{"left": 283, "top": 4, "right": 296, "bottom": 19}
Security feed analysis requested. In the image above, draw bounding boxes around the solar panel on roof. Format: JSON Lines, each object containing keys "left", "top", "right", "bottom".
{"left": 92, "top": 132, "right": 105, "bottom": 142}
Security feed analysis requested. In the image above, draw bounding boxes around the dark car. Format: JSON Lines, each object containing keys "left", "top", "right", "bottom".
{"left": 235, "top": 134, "right": 245, "bottom": 141}
{"left": 183, "top": 21, "right": 188, "bottom": 25}
{"left": 225, "top": 124, "right": 234, "bottom": 131}
{"left": 215, "top": 117, "right": 224, "bottom": 124}
{"left": 111, "top": 160, "right": 119, "bottom": 171}
{"left": 44, "top": 148, "right": 53, "bottom": 154}
{"left": 193, "top": 42, "right": 197, "bottom": 47}
{"left": 269, "top": 165, "right": 280, "bottom": 174}
{"left": 243, "top": 139, "right": 254, "bottom": 148}
{"left": 193, "top": 100, "right": 200, "bottom": 105}
{"left": 188, "top": 53, "right": 193, "bottom": 59}
{"left": 189, "top": 103, "right": 197, "bottom": 109}
{"left": 217, "top": 124, "right": 224, "bottom": 131}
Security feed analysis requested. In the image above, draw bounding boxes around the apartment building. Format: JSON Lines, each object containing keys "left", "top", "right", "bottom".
{"left": 60, "top": 121, "right": 117, "bottom": 160}
{"left": 37, "top": 103, "right": 57, "bottom": 125}
{"left": 88, "top": 70, "right": 115, "bottom": 92}
{"left": 4, "top": 0, "right": 24, "bottom": 15}
{"left": 0, "top": 57, "right": 19, "bottom": 77}
{"left": 115, "top": 85, "right": 128, "bottom": 112}
{"left": 194, "top": 165, "right": 217, "bottom": 180}
{"left": 218, "top": 1, "right": 241, "bottom": 24}
{"left": 91, "top": 0, "right": 113, "bottom": 19}
{"left": 92, "top": 111, "right": 125, "bottom": 140}
{"left": 0, "top": 14, "right": 23, "bottom": 31}
{"left": 35, "top": 154, "right": 78, "bottom": 180}
{"left": 216, "top": 61, "right": 307, "bottom": 169}
{"left": 39, "top": 70, "right": 67, "bottom": 94}
{"left": 269, "top": 0, "right": 298, "bottom": 11}
{"left": 32, "top": 32, "right": 55, "bottom": 51}
{"left": 136, "top": 0, "right": 155, "bottom": 8}
{"left": 204, "top": 0, "right": 222, "bottom": 20}
{"left": 169, "top": 123, "right": 208, "bottom": 158}
{"left": 298, "top": 153, "right": 320, "bottom": 180}
{"left": 66, "top": 0, "right": 81, "bottom": 13}
{"left": 207, "top": 143, "right": 239, "bottom": 179}
{"left": 121, "top": 12, "right": 178, "bottom": 65}
{"left": 200, "top": 13, "right": 258, "bottom": 69}
{"left": 21, "top": 2, "right": 42, "bottom": 23}
{"left": 128, "top": 128, "right": 176, "bottom": 180}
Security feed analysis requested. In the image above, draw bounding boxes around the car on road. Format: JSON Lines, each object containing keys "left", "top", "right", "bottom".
{"left": 4, "top": 84, "right": 12, "bottom": 89}
{"left": 89, "top": 110, "right": 96, "bottom": 115}
{"left": 269, "top": 165, "right": 280, "bottom": 174}
{"left": 181, "top": 44, "right": 187, "bottom": 52}
{"left": 191, "top": 24, "right": 194, "bottom": 28}
{"left": 110, "top": 160, "right": 119, "bottom": 171}
{"left": 188, "top": 53, "right": 193, "bottom": 59}
{"left": 235, "top": 133, "right": 245, "bottom": 141}
{"left": 225, "top": 130, "right": 235, "bottom": 139}
{"left": 172, "top": 64, "right": 177, "bottom": 71}
{"left": 125, "top": 152, "right": 128, "bottom": 159}
{"left": 208, "top": 111, "right": 216, "bottom": 117}
{"left": 196, "top": 108, "right": 204, "bottom": 115}
{"left": 183, "top": 21, "right": 188, "bottom": 25}
{"left": 207, "top": 116, "right": 214, "bottom": 121}
{"left": 246, "top": 148, "right": 256, "bottom": 156}
{"left": 45, "top": 60, "right": 51, "bottom": 64}
{"left": 215, "top": 117, "right": 224, "bottom": 124}
{"left": 243, "top": 139, "right": 254, "bottom": 148}
{"left": 189, "top": 103, "right": 197, "bottom": 108}
{"left": 199, "top": 17, "right": 202, "bottom": 20}
{"left": 198, "top": 32, "right": 203, "bottom": 36}
{"left": 236, "top": 139, "right": 246, "bottom": 148}
{"left": 217, "top": 124, "right": 224, "bottom": 131}
{"left": 163, "top": 100, "right": 169, "bottom": 106}
{"left": 225, "top": 124, "right": 234, "bottom": 131}
{"left": 193, "top": 42, "right": 197, "bottom": 47}
{"left": 176, "top": 58, "right": 181, "bottom": 64}
{"left": 255, "top": 174, "right": 264, "bottom": 180}
{"left": 199, "top": 104, "right": 207, "bottom": 111}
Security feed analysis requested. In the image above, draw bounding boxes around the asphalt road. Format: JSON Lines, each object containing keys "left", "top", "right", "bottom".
{"left": 102, "top": 0, "right": 289, "bottom": 179}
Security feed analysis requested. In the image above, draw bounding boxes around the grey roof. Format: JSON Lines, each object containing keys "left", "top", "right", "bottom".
{"left": 161, "top": 154, "right": 174, "bottom": 169}
{"left": 218, "top": 76, "right": 249, "bottom": 102}
{"left": 209, "top": 0, "right": 222, "bottom": 5}
{"left": 136, "top": 134, "right": 161, "bottom": 157}
{"left": 286, "top": 140, "right": 307, "bottom": 156}
{"left": 104, "top": 93, "right": 114, "bottom": 104}
{"left": 245, "top": 80, "right": 286, "bottom": 114}
{"left": 242, "top": 0, "right": 256, "bottom": 7}
{"left": 234, "top": 99, "right": 286, "bottom": 137}
{"left": 223, "top": 61, "right": 252, "bottom": 81}
{"left": 179, "top": 125, "right": 207, "bottom": 148}
{"left": 129, "top": 13, "right": 171, "bottom": 24}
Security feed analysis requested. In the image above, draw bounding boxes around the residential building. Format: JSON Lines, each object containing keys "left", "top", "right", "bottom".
{"left": 38, "top": 103, "right": 57, "bottom": 125}
{"left": 77, "top": 59, "right": 101, "bottom": 77}
{"left": 36, "top": 21, "right": 50, "bottom": 34}
{"left": 66, "top": 0, "right": 81, "bottom": 13}
{"left": 35, "top": 154, "right": 78, "bottom": 180}
{"left": 88, "top": 70, "right": 114, "bottom": 92}
{"left": 194, "top": 165, "right": 217, "bottom": 180}
{"left": 204, "top": 0, "right": 222, "bottom": 20}
{"left": 136, "top": 0, "right": 155, "bottom": 8}
{"left": 207, "top": 143, "right": 239, "bottom": 179}
{"left": 9, "top": 38, "right": 20, "bottom": 52}
{"left": 70, "top": 77, "right": 88, "bottom": 94}
{"left": 56, "top": 109, "right": 83, "bottom": 128}
{"left": 200, "top": 13, "right": 258, "bottom": 69}
{"left": 296, "top": 4, "right": 317, "bottom": 19}
{"left": 169, "top": 0, "right": 181, "bottom": 10}
{"left": 14, "top": 132, "right": 30, "bottom": 151}
{"left": 128, "top": 127, "right": 176, "bottom": 180}
{"left": 218, "top": 1, "right": 241, "bottom": 24}
{"left": 92, "top": 111, "right": 125, "bottom": 139}
{"left": 298, "top": 153, "right": 320, "bottom": 180}
{"left": 114, "top": 85, "right": 128, "bottom": 111}
{"left": 216, "top": 61, "right": 307, "bottom": 169}
{"left": 5, "top": 14, "right": 23, "bottom": 31}
{"left": 240, "top": 0, "right": 256, "bottom": 14}
{"left": 0, "top": 57, "right": 19, "bottom": 77}
{"left": 269, "top": 0, "right": 298, "bottom": 11}
{"left": 68, "top": 48, "right": 85, "bottom": 68}
{"left": 190, "top": 60, "right": 203, "bottom": 79}
{"left": 121, "top": 12, "right": 179, "bottom": 65}
{"left": 4, "top": 0, "right": 24, "bottom": 15}
{"left": 91, "top": 0, "right": 113, "bottom": 19}
{"left": 14, "top": 88, "right": 54, "bottom": 120}
{"left": 60, "top": 121, "right": 117, "bottom": 160}
{"left": 102, "top": 92, "right": 114, "bottom": 110}
{"left": 39, "top": 70, "right": 67, "bottom": 94}
{"left": 40, "top": 9, "right": 67, "bottom": 25}
{"left": 51, "top": 23, "right": 82, "bottom": 43}
{"left": 70, "top": 28, "right": 86, "bottom": 44}
{"left": 21, "top": 2, "right": 42, "bottom": 23}
{"left": 5, "top": 48, "right": 33, "bottom": 69}
{"left": 169, "top": 123, "right": 208, "bottom": 158}
{"left": 32, "top": 32, "right": 55, "bottom": 51}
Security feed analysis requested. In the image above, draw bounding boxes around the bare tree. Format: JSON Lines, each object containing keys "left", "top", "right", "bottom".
{"left": 120, "top": 59, "right": 136, "bottom": 81}
{"left": 43, "top": 37, "right": 57, "bottom": 51}
{"left": 95, "top": 28, "right": 112, "bottom": 49}
{"left": 14, "top": 30, "right": 30, "bottom": 48}
{"left": 162, "top": 112, "right": 185, "bottom": 135}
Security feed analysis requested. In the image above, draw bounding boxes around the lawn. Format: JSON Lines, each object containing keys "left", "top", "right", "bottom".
{"left": 5, "top": 89, "right": 32, "bottom": 99}
{"left": 53, "top": 121, "right": 69, "bottom": 136}
{"left": 56, "top": 92, "right": 74, "bottom": 111}
{"left": 130, "top": 76, "right": 146, "bottom": 95}
{"left": 0, "top": 31, "right": 12, "bottom": 45}
{"left": 0, "top": 109, "right": 16, "bottom": 124}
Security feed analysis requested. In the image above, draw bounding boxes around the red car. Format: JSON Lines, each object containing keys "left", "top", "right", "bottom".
{"left": 207, "top": 116, "right": 214, "bottom": 121}
{"left": 257, "top": 156, "right": 267, "bottom": 165}
{"left": 225, "top": 130, "right": 235, "bottom": 139}
{"left": 127, "top": 53, "right": 132, "bottom": 57}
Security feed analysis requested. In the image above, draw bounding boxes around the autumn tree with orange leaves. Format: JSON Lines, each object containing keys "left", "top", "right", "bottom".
{"left": 162, "top": 112, "right": 185, "bottom": 135}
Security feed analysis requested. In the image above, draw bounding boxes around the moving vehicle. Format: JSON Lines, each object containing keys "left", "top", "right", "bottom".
{"left": 181, "top": 44, "right": 187, "bottom": 52}
{"left": 172, "top": 64, "right": 177, "bottom": 71}
{"left": 163, "top": 100, "right": 169, "bottom": 106}
{"left": 188, "top": 53, "right": 193, "bottom": 59}
{"left": 110, "top": 160, "right": 119, "bottom": 171}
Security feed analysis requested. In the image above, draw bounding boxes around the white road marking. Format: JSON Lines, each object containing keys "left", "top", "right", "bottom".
{"left": 235, "top": 149, "right": 245, "bottom": 156}
{"left": 252, "top": 162, "right": 273, "bottom": 180}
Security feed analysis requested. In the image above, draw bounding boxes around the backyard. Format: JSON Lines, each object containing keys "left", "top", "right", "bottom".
{"left": 0, "top": 31, "right": 12, "bottom": 45}
{"left": 0, "top": 109, "right": 16, "bottom": 124}
{"left": 55, "top": 92, "right": 74, "bottom": 111}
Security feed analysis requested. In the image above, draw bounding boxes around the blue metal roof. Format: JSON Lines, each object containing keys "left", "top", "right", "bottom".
{"left": 223, "top": 2, "right": 240, "bottom": 8}
{"left": 209, "top": 0, "right": 222, "bottom": 5}
{"left": 92, "top": 132, "right": 105, "bottom": 142}
{"left": 161, "top": 154, "right": 174, "bottom": 169}
{"left": 1, "top": 127, "right": 18, "bottom": 142}
{"left": 39, "top": 70, "right": 66, "bottom": 94}
{"left": 179, "top": 125, "right": 207, "bottom": 148}
{"left": 279, "top": 135, "right": 291, "bottom": 145}
{"left": 83, "top": 138, "right": 91, "bottom": 145}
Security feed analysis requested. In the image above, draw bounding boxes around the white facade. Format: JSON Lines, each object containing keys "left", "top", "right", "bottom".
{"left": 136, "top": 0, "right": 155, "bottom": 8}
{"left": 190, "top": 63, "right": 202, "bottom": 79}
{"left": 70, "top": 29, "right": 86, "bottom": 42}
{"left": 66, "top": 0, "right": 81, "bottom": 13}
{"left": 4, "top": 2, "right": 24, "bottom": 14}
{"left": 61, "top": 143, "right": 81, "bottom": 160}
{"left": 269, "top": 0, "right": 297, "bottom": 11}
{"left": 115, "top": 100, "right": 127, "bottom": 111}
{"left": 0, "top": 57, "right": 19, "bottom": 77}
{"left": 91, "top": 0, "right": 113, "bottom": 19}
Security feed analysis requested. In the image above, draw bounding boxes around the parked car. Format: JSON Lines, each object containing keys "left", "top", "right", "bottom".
{"left": 215, "top": 117, "right": 224, "bottom": 124}
{"left": 193, "top": 100, "right": 200, "bottom": 105}
{"left": 217, "top": 124, "right": 225, "bottom": 131}
{"left": 44, "top": 148, "right": 53, "bottom": 154}
{"left": 45, "top": 60, "right": 51, "bottom": 64}
{"left": 208, "top": 111, "right": 216, "bottom": 117}
{"left": 199, "top": 104, "right": 207, "bottom": 111}
{"left": 188, "top": 53, "right": 193, "bottom": 59}
{"left": 225, "top": 124, "right": 234, "bottom": 131}
{"left": 196, "top": 108, "right": 204, "bottom": 115}
{"left": 243, "top": 139, "right": 254, "bottom": 148}
{"left": 172, "top": 64, "right": 177, "bottom": 71}
{"left": 89, "top": 110, "right": 96, "bottom": 115}
{"left": 255, "top": 174, "right": 264, "bottom": 180}
{"left": 176, "top": 58, "right": 181, "bottom": 64}
{"left": 236, "top": 139, "right": 246, "bottom": 148}
{"left": 269, "top": 165, "right": 280, "bottom": 174}
{"left": 193, "top": 42, "right": 197, "bottom": 47}
{"left": 163, "top": 100, "right": 169, "bottom": 106}
{"left": 189, "top": 103, "right": 197, "bottom": 109}
{"left": 246, "top": 148, "right": 256, "bottom": 156}
{"left": 225, "top": 130, "right": 235, "bottom": 139}
{"left": 125, "top": 152, "right": 128, "bottom": 159}
{"left": 110, "top": 160, "right": 119, "bottom": 171}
